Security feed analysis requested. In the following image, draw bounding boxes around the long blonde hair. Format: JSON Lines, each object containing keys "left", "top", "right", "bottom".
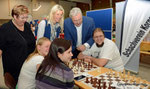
{"left": 48, "top": 4, "right": 64, "bottom": 33}
{"left": 26, "top": 37, "right": 50, "bottom": 62}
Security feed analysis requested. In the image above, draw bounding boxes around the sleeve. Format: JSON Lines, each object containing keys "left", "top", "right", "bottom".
{"left": 64, "top": 70, "right": 74, "bottom": 88}
{"left": 85, "top": 18, "right": 95, "bottom": 47}
{"left": 64, "top": 20, "right": 76, "bottom": 52}
{"left": 33, "top": 56, "right": 44, "bottom": 65}
{"left": 100, "top": 42, "right": 115, "bottom": 60}
{"left": 82, "top": 49, "right": 92, "bottom": 56}
{"left": 0, "top": 26, "right": 7, "bottom": 50}
{"left": 37, "top": 20, "right": 46, "bottom": 41}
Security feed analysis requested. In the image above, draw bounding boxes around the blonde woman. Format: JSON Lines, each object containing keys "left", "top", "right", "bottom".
{"left": 17, "top": 37, "right": 51, "bottom": 89}
{"left": 37, "top": 4, "right": 64, "bottom": 41}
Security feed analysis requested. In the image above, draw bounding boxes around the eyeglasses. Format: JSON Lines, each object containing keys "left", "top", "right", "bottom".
{"left": 19, "top": 16, "right": 28, "bottom": 20}
{"left": 93, "top": 35, "right": 104, "bottom": 39}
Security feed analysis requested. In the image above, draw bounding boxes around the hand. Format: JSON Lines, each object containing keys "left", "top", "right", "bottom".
{"left": 84, "top": 55, "right": 93, "bottom": 62}
{"left": 77, "top": 45, "right": 86, "bottom": 52}
{"left": 84, "top": 55, "right": 93, "bottom": 59}
{"left": 84, "top": 58, "right": 91, "bottom": 62}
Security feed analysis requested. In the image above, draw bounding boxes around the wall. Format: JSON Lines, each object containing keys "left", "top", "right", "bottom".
{"left": 0, "top": 0, "right": 31, "bottom": 19}
{"left": 0, "top": 0, "right": 59, "bottom": 20}
{"left": 59, "top": 0, "right": 76, "bottom": 19}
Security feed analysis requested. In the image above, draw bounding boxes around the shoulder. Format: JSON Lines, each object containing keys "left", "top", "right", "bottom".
{"left": 28, "top": 55, "right": 44, "bottom": 62}
{"left": 0, "top": 21, "right": 11, "bottom": 30}
{"left": 104, "top": 38, "right": 116, "bottom": 47}
{"left": 32, "top": 55, "right": 44, "bottom": 60}
{"left": 83, "top": 16, "right": 94, "bottom": 22}
{"left": 64, "top": 18, "right": 72, "bottom": 23}
{"left": 60, "top": 63, "right": 72, "bottom": 71}
{"left": 38, "top": 20, "right": 46, "bottom": 26}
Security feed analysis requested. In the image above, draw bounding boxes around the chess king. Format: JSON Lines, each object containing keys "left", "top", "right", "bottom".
{"left": 78, "top": 28, "right": 124, "bottom": 72}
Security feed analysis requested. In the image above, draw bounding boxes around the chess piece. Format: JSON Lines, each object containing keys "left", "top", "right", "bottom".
{"left": 97, "top": 67, "right": 101, "bottom": 73}
{"left": 98, "top": 79, "right": 101, "bottom": 85}
{"left": 92, "top": 81, "right": 97, "bottom": 88}
{"left": 119, "top": 71, "right": 122, "bottom": 79}
{"left": 97, "top": 86, "right": 101, "bottom": 89}
{"left": 108, "top": 83, "right": 111, "bottom": 89}
{"left": 127, "top": 71, "right": 130, "bottom": 79}
{"left": 132, "top": 75, "right": 135, "bottom": 82}
{"left": 123, "top": 69, "right": 126, "bottom": 79}
{"left": 85, "top": 77, "right": 89, "bottom": 83}
{"left": 114, "top": 71, "right": 118, "bottom": 78}
{"left": 81, "top": 63, "right": 85, "bottom": 72}
{"left": 136, "top": 77, "right": 141, "bottom": 84}
{"left": 103, "top": 82, "right": 106, "bottom": 89}
{"left": 91, "top": 77, "right": 93, "bottom": 84}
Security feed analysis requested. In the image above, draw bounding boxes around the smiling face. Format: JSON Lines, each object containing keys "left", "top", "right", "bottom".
{"left": 58, "top": 46, "right": 73, "bottom": 63}
{"left": 53, "top": 10, "right": 63, "bottom": 24}
{"left": 14, "top": 13, "right": 28, "bottom": 27}
{"left": 38, "top": 41, "right": 51, "bottom": 56}
{"left": 72, "top": 13, "right": 82, "bottom": 27}
{"left": 93, "top": 31, "right": 105, "bottom": 45}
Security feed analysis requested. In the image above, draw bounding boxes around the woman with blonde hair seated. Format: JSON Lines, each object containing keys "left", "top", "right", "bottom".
{"left": 17, "top": 37, "right": 51, "bottom": 89}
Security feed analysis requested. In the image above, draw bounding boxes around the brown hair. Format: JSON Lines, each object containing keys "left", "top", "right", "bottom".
{"left": 36, "top": 38, "right": 71, "bottom": 78}
{"left": 92, "top": 28, "right": 105, "bottom": 37}
{"left": 11, "top": 5, "right": 29, "bottom": 18}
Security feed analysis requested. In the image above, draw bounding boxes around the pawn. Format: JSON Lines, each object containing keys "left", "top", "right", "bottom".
{"left": 85, "top": 77, "right": 89, "bottom": 83}
{"left": 91, "top": 77, "right": 93, "bottom": 84}
{"left": 108, "top": 83, "right": 111, "bottom": 89}
{"left": 127, "top": 71, "right": 130, "bottom": 79}
{"left": 97, "top": 86, "right": 101, "bottom": 89}
{"left": 103, "top": 82, "right": 106, "bottom": 89}
{"left": 92, "top": 81, "right": 97, "bottom": 88}
{"left": 98, "top": 79, "right": 101, "bottom": 86}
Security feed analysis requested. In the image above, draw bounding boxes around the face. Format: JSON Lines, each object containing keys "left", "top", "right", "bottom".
{"left": 38, "top": 41, "right": 51, "bottom": 56}
{"left": 93, "top": 31, "right": 105, "bottom": 45}
{"left": 58, "top": 47, "right": 73, "bottom": 63}
{"left": 53, "top": 10, "right": 63, "bottom": 24}
{"left": 14, "top": 13, "right": 28, "bottom": 27}
{"left": 72, "top": 13, "right": 82, "bottom": 27}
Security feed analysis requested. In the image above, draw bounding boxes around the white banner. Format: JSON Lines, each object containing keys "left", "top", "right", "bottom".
{"left": 121, "top": 0, "right": 150, "bottom": 65}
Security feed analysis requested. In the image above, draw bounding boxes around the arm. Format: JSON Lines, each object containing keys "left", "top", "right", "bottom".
{"left": 82, "top": 17, "right": 95, "bottom": 48}
{"left": 77, "top": 45, "right": 86, "bottom": 52}
{"left": 36, "top": 64, "right": 41, "bottom": 70}
{"left": 37, "top": 20, "right": 46, "bottom": 41}
{"left": 0, "top": 50, "right": 2, "bottom": 57}
{"left": 85, "top": 18, "right": 95, "bottom": 46}
{"left": 0, "top": 25, "right": 7, "bottom": 56}
{"left": 77, "top": 52, "right": 91, "bottom": 62}
{"left": 87, "top": 56, "right": 109, "bottom": 67}
{"left": 64, "top": 19, "right": 76, "bottom": 52}
{"left": 78, "top": 52, "right": 109, "bottom": 67}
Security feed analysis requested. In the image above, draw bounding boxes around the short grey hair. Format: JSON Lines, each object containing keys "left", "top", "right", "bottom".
{"left": 69, "top": 7, "right": 82, "bottom": 18}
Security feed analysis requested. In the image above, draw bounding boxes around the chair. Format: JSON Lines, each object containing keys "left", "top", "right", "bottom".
{"left": 4, "top": 72, "right": 16, "bottom": 89}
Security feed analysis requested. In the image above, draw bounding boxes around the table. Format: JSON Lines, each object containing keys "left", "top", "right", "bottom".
{"left": 74, "top": 67, "right": 150, "bottom": 89}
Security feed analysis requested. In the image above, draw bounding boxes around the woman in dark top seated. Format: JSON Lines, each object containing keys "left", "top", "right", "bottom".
{"left": 36, "top": 38, "right": 74, "bottom": 89}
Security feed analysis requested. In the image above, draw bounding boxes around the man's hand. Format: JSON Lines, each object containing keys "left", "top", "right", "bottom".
{"left": 77, "top": 45, "right": 86, "bottom": 52}
{"left": 77, "top": 53, "right": 91, "bottom": 62}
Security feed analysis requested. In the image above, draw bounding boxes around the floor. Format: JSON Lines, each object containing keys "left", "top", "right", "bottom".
{"left": 0, "top": 56, "right": 150, "bottom": 89}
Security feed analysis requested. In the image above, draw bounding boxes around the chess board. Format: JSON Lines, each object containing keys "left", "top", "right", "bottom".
{"left": 68, "top": 59, "right": 99, "bottom": 77}
{"left": 80, "top": 71, "right": 149, "bottom": 89}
